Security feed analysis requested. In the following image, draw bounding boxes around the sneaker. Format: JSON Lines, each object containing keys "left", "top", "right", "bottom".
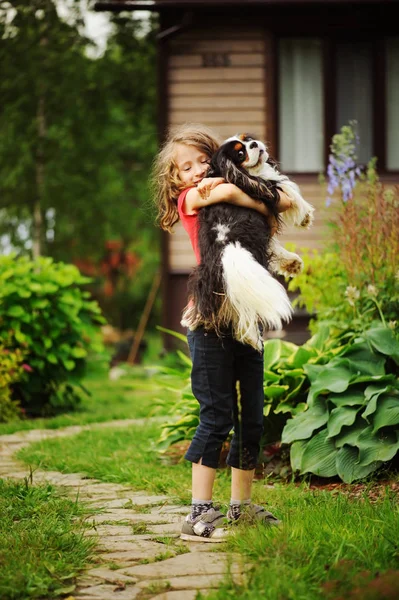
{"left": 180, "top": 507, "right": 229, "bottom": 543}
{"left": 227, "top": 503, "right": 281, "bottom": 526}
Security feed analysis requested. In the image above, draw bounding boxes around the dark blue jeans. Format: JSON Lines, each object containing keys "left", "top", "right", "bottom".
{"left": 185, "top": 327, "right": 264, "bottom": 470}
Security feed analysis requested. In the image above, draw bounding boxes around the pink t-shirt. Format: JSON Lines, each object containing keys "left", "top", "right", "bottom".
{"left": 177, "top": 187, "right": 201, "bottom": 264}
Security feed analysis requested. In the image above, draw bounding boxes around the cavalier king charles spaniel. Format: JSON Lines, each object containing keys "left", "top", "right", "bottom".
{"left": 181, "top": 134, "right": 314, "bottom": 351}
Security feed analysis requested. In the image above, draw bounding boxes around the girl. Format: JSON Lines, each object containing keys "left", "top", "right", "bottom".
{"left": 152, "top": 123, "right": 291, "bottom": 542}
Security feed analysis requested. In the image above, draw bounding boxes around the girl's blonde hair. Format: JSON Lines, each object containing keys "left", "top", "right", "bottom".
{"left": 151, "top": 123, "right": 221, "bottom": 232}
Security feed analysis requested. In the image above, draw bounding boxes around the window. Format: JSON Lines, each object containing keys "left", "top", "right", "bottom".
{"left": 278, "top": 37, "right": 399, "bottom": 173}
{"left": 278, "top": 39, "right": 324, "bottom": 173}
{"left": 336, "top": 42, "right": 373, "bottom": 166}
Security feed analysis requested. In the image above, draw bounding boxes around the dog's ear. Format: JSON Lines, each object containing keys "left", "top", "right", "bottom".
{"left": 207, "top": 147, "right": 224, "bottom": 177}
{"left": 219, "top": 154, "right": 244, "bottom": 186}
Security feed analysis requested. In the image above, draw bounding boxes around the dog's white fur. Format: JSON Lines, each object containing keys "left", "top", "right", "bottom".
{"left": 225, "top": 135, "right": 315, "bottom": 277}
{"left": 221, "top": 242, "right": 293, "bottom": 349}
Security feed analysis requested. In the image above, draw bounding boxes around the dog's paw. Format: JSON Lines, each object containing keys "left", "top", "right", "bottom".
{"left": 298, "top": 209, "right": 315, "bottom": 229}
{"left": 276, "top": 256, "right": 304, "bottom": 277}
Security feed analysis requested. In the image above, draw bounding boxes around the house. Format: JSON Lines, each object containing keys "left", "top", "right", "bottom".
{"left": 95, "top": 0, "right": 399, "bottom": 345}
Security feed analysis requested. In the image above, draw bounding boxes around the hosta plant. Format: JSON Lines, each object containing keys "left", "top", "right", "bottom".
{"left": 0, "top": 255, "right": 105, "bottom": 415}
{"left": 261, "top": 322, "right": 360, "bottom": 444}
{"left": 282, "top": 324, "right": 399, "bottom": 483}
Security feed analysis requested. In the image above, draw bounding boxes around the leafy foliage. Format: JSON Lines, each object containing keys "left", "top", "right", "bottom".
{"left": 290, "top": 127, "right": 399, "bottom": 333}
{"left": 0, "top": 342, "right": 25, "bottom": 422}
{"left": 0, "top": 254, "right": 105, "bottom": 415}
{"left": 0, "top": 2, "right": 160, "bottom": 329}
{"left": 282, "top": 324, "right": 399, "bottom": 483}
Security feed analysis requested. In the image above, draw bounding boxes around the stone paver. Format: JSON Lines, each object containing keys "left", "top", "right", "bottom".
{"left": 0, "top": 421, "right": 249, "bottom": 599}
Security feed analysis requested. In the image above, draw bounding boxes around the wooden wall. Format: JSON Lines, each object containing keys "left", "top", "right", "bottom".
{"left": 168, "top": 27, "right": 269, "bottom": 140}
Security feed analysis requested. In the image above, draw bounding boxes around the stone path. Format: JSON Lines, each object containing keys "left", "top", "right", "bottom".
{"left": 0, "top": 420, "right": 250, "bottom": 600}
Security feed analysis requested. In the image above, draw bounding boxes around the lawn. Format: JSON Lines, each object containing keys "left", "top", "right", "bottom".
{"left": 16, "top": 415, "right": 399, "bottom": 600}
{"left": 0, "top": 479, "right": 97, "bottom": 600}
{"left": 4, "top": 348, "right": 399, "bottom": 600}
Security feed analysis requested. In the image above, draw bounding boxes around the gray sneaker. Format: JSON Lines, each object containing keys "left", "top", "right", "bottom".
{"left": 227, "top": 503, "right": 281, "bottom": 526}
{"left": 180, "top": 507, "right": 229, "bottom": 543}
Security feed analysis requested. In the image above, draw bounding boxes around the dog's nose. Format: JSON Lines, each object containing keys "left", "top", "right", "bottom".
{"left": 249, "top": 141, "right": 258, "bottom": 149}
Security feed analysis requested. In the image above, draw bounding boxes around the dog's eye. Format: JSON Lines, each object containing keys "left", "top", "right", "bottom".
{"left": 237, "top": 150, "right": 245, "bottom": 159}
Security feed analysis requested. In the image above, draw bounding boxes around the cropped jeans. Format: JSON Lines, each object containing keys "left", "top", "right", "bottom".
{"left": 185, "top": 326, "right": 264, "bottom": 470}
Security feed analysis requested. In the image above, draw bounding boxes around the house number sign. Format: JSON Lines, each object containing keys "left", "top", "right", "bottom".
{"left": 201, "top": 53, "right": 231, "bottom": 67}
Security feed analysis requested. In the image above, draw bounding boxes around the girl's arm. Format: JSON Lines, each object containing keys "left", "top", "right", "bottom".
{"left": 184, "top": 183, "right": 292, "bottom": 217}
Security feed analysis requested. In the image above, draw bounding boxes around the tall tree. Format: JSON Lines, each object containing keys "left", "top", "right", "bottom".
{"left": 0, "top": 1, "right": 158, "bottom": 264}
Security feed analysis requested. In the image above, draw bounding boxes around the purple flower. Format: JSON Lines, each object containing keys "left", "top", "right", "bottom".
{"left": 325, "top": 123, "right": 363, "bottom": 206}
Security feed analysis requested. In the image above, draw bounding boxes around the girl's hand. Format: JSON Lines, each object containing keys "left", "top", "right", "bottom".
{"left": 197, "top": 177, "right": 225, "bottom": 199}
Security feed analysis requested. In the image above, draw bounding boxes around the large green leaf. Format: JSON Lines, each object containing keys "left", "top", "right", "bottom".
{"left": 372, "top": 395, "right": 399, "bottom": 432}
{"left": 282, "top": 376, "right": 307, "bottom": 403}
{"left": 281, "top": 397, "right": 328, "bottom": 444}
{"left": 263, "top": 370, "right": 280, "bottom": 383}
{"left": 336, "top": 445, "right": 382, "bottom": 483}
{"left": 303, "top": 363, "right": 325, "bottom": 383}
{"left": 300, "top": 429, "right": 338, "bottom": 477}
{"left": 290, "top": 440, "right": 308, "bottom": 472}
{"left": 264, "top": 385, "right": 289, "bottom": 399}
{"left": 306, "top": 361, "right": 352, "bottom": 405}
{"left": 362, "top": 385, "right": 392, "bottom": 420}
{"left": 288, "top": 346, "right": 317, "bottom": 369}
{"left": 306, "top": 324, "right": 331, "bottom": 352}
{"left": 357, "top": 426, "right": 399, "bottom": 466}
{"left": 334, "top": 417, "right": 368, "bottom": 449}
{"left": 363, "top": 326, "right": 399, "bottom": 364}
{"left": 329, "top": 388, "right": 366, "bottom": 407}
{"left": 327, "top": 406, "right": 359, "bottom": 438}
{"left": 263, "top": 339, "right": 283, "bottom": 369}
{"left": 341, "top": 343, "right": 386, "bottom": 376}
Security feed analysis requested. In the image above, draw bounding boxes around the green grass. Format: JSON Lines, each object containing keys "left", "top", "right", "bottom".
{"left": 16, "top": 423, "right": 399, "bottom": 599}
{"left": 203, "top": 488, "right": 399, "bottom": 600}
{"left": 0, "top": 350, "right": 176, "bottom": 436}
{"left": 0, "top": 479, "right": 97, "bottom": 600}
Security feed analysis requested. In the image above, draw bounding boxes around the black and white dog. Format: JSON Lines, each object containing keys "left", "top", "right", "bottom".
{"left": 181, "top": 134, "right": 314, "bottom": 351}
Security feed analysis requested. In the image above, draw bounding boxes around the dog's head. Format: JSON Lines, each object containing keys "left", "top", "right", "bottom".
{"left": 209, "top": 134, "right": 269, "bottom": 179}
{"left": 208, "top": 134, "right": 279, "bottom": 207}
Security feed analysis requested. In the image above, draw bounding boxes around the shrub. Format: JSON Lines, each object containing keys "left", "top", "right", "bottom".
{"left": 0, "top": 255, "right": 106, "bottom": 416}
{"left": 0, "top": 343, "right": 25, "bottom": 422}
{"left": 282, "top": 323, "right": 399, "bottom": 483}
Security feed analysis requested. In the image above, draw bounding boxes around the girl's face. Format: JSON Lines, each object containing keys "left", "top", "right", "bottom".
{"left": 175, "top": 143, "right": 210, "bottom": 187}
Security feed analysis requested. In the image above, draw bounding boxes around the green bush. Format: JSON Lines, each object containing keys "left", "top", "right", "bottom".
{"left": 0, "top": 342, "right": 24, "bottom": 422}
{"left": 282, "top": 323, "right": 399, "bottom": 483}
{"left": 0, "top": 255, "right": 105, "bottom": 416}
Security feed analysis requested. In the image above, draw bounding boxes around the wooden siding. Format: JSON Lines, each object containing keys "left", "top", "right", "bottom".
{"left": 168, "top": 27, "right": 268, "bottom": 141}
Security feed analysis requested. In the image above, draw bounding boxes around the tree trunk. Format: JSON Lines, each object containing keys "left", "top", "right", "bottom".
{"left": 33, "top": 37, "right": 47, "bottom": 259}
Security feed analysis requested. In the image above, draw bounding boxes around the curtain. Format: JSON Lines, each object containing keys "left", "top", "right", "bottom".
{"left": 279, "top": 38, "right": 324, "bottom": 172}
{"left": 336, "top": 42, "right": 373, "bottom": 166}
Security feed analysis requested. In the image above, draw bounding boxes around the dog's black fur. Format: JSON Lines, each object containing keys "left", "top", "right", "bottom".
{"left": 186, "top": 138, "right": 282, "bottom": 329}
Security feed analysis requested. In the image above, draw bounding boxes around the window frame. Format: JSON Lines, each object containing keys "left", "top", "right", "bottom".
{"left": 274, "top": 34, "right": 397, "bottom": 176}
